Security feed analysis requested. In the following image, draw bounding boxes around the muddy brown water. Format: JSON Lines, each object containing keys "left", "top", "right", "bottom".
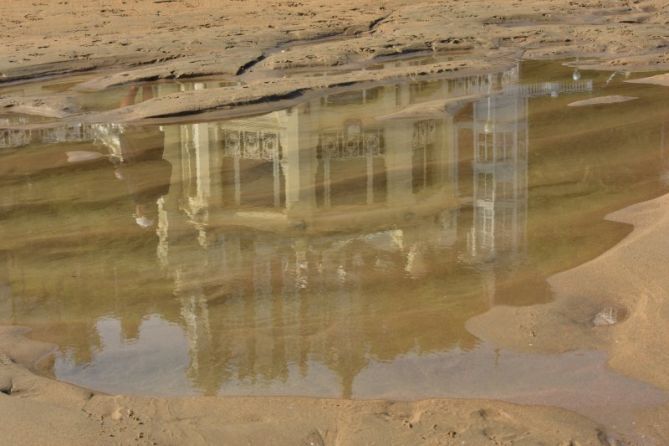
{"left": 1, "top": 60, "right": 669, "bottom": 437}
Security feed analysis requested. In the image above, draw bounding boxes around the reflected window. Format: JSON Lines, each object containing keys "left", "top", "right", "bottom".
{"left": 317, "top": 122, "right": 387, "bottom": 207}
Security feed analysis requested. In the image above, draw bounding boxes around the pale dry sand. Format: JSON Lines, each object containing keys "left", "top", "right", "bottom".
{"left": 567, "top": 95, "right": 638, "bottom": 106}
{"left": 2, "top": 0, "right": 669, "bottom": 120}
{"left": 626, "top": 72, "right": 669, "bottom": 86}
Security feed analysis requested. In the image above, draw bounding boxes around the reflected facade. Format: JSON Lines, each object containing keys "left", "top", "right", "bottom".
{"left": 149, "top": 66, "right": 534, "bottom": 395}
{"left": 2, "top": 63, "right": 634, "bottom": 397}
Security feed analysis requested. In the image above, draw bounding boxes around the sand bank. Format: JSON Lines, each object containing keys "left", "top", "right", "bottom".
{"left": 467, "top": 192, "right": 669, "bottom": 443}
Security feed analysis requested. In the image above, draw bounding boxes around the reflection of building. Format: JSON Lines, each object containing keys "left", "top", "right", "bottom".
{"left": 165, "top": 71, "right": 523, "bottom": 225}
{"left": 467, "top": 90, "right": 528, "bottom": 262}
{"left": 154, "top": 66, "right": 548, "bottom": 395}
{"left": 0, "top": 66, "right": 598, "bottom": 397}
{"left": 0, "top": 117, "right": 97, "bottom": 149}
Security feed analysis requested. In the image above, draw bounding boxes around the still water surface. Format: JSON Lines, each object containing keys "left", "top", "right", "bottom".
{"left": 1, "top": 62, "right": 669, "bottom": 414}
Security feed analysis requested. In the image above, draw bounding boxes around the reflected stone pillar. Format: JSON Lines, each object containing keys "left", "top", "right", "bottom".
{"left": 192, "top": 84, "right": 211, "bottom": 211}
{"left": 383, "top": 84, "right": 414, "bottom": 206}
{"left": 210, "top": 125, "right": 224, "bottom": 208}
{"left": 281, "top": 103, "right": 318, "bottom": 217}
{"left": 157, "top": 124, "right": 191, "bottom": 268}
{"left": 234, "top": 151, "right": 241, "bottom": 206}
{"left": 193, "top": 122, "right": 211, "bottom": 209}
{"left": 366, "top": 145, "right": 374, "bottom": 205}
{"left": 384, "top": 121, "right": 414, "bottom": 206}
{"left": 273, "top": 142, "right": 281, "bottom": 207}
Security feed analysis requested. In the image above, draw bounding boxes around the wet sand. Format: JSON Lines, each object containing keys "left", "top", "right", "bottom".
{"left": 3, "top": 1, "right": 669, "bottom": 445}
{"left": 468, "top": 192, "right": 669, "bottom": 444}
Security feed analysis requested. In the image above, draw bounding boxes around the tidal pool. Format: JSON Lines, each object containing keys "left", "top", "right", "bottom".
{"left": 1, "top": 61, "right": 669, "bottom": 427}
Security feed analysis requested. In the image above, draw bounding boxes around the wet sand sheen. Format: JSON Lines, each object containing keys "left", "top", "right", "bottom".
{"left": 3, "top": 60, "right": 669, "bottom": 443}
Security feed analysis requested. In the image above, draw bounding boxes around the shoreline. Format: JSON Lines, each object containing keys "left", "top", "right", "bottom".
{"left": 0, "top": 325, "right": 611, "bottom": 445}
{"left": 467, "top": 192, "right": 669, "bottom": 444}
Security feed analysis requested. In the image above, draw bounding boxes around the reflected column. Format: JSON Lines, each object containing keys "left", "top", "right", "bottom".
{"left": 281, "top": 103, "right": 318, "bottom": 218}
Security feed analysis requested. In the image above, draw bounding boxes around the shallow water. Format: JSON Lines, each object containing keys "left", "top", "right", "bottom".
{"left": 1, "top": 61, "right": 669, "bottom": 419}
{"left": 0, "top": 73, "right": 240, "bottom": 119}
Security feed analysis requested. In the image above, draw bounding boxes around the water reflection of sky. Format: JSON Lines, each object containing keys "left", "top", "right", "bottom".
{"left": 55, "top": 316, "right": 195, "bottom": 395}
{"left": 54, "top": 313, "right": 667, "bottom": 438}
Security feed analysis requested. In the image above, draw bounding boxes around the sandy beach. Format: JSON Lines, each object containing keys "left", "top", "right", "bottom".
{"left": 3, "top": 0, "right": 669, "bottom": 445}
{"left": 2, "top": 0, "right": 669, "bottom": 121}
